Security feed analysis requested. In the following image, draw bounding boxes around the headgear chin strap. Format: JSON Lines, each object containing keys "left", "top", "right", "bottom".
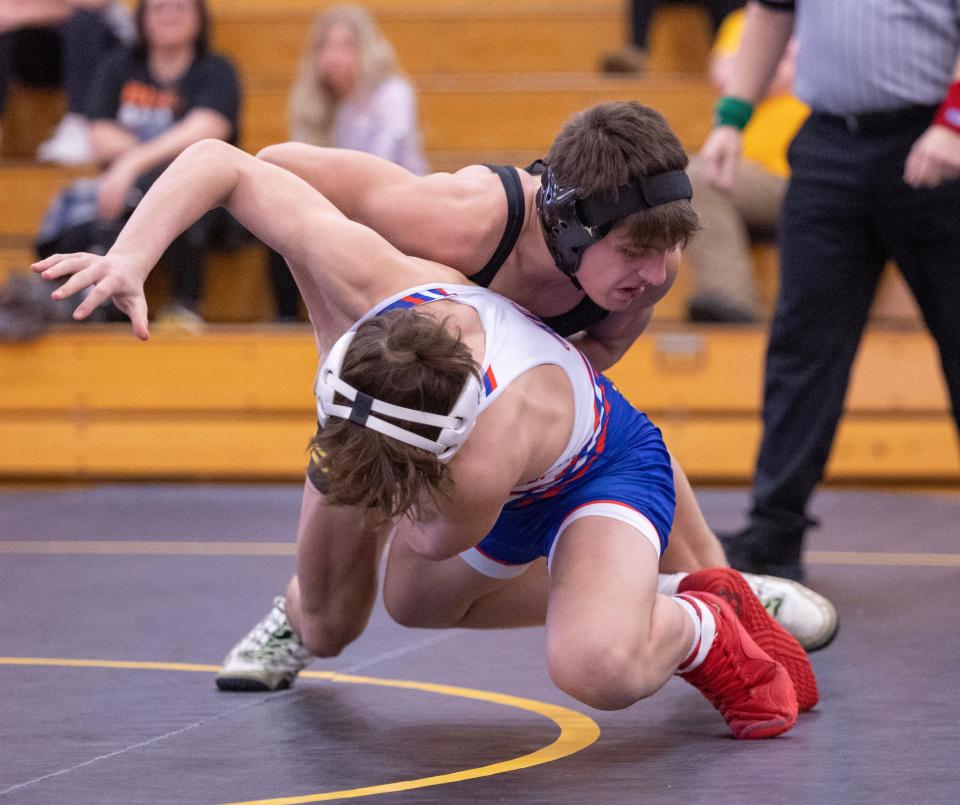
{"left": 315, "top": 330, "right": 483, "bottom": 463}
{"left": 534, "top": 161, "right": 693, "bottom": 287}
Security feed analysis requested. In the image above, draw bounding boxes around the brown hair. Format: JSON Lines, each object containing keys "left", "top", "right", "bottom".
{"left": 546, "top": 101, "right": 699, "bottom": 250}
{"left": 311, "top": 308, "right": 481, "bottom": 520}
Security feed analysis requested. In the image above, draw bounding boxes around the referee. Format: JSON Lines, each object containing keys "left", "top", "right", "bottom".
{"left": 699, "top": 0, "right": 960, "bottom": 580}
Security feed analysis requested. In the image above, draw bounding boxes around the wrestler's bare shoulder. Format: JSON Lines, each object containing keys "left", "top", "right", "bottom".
{"left": 412, "top": 165, "right": 506, "bottom": 205}
{"left": 385, "top": 167, "right": 511, "bottom": 272}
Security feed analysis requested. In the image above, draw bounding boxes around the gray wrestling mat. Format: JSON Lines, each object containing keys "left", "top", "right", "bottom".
{"left": 1, "top": 484, "right": 957, "bottom": 804}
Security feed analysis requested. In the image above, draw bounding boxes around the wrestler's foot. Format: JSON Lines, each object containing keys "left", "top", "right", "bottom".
{"left": 216, "top": 597, "right": 313, "bottom": 692}
{"left": 679, "top": 569, "right": 818, "bottom": 711}
{"left": 743, "top": 573, "right": 838, "bottom": 652}
{"left": 679, "top": 592, "right": 798, "bottom": 739}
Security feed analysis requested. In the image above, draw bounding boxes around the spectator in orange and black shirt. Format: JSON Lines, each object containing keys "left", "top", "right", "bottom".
{"left": 81, "top": 0, "right": 240, "bottom": 326}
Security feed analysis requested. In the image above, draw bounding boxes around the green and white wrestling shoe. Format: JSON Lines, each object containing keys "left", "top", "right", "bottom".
{"left": 744, "top": 573, "right": 838, "bottom": 651}
{"left": 216, "top": 597, "right": 314, "bottom": 692}
{"left": 678, "top": 569, "right": 839, "bottom": 652}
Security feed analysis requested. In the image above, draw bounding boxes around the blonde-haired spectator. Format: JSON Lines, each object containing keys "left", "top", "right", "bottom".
{"left": 288, "top": 3, "right": 425, "bottom": 172}
{"left": 269, "top": 4, "right": 426, "bottom": 320}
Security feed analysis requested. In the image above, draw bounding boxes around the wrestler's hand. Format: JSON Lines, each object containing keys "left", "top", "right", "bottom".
{"left": 32, "top": 252, "right": 151, "bottom": 341}
{"left": 698, "top": 126, "right": 743, "bottom": 192}
{"left": 904, "top": 124, "right": 960, "bottom": 188}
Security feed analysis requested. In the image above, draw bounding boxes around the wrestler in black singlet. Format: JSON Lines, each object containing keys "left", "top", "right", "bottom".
{"left": 309, "top": 164, "right": 612, "bottom": 491}
{"left": 471, "top": 165, "right": 610, "bottom": 339}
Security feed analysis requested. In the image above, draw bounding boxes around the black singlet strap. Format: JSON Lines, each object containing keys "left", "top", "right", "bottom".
{"left": 540, "top": 296, "right": 610, "bottom": 338}
{"left": 468, "top": 165, "right": 525, "bottom": 288}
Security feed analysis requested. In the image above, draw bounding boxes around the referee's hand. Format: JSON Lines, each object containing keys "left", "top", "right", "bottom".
{"left": 904, "top": 125, "right": 960, "bottom": 189}
{"left": 699, "top": 126, "right": 744, "bottom": 193}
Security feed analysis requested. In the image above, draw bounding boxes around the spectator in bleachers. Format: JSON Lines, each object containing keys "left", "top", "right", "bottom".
{"left": 683, "top": 10, "right": 806, "bottom": 322}
{"left": 35, "top": 0, "right": 241, "bottom": 329}
{"left": 600, "top": 0, "right": 744, "bottom": 74}
{"left": 268, "top": 3, "right": 426, "bottom": 320}
{"left": 0, "top": 0, "right": 134, "bottom": 164}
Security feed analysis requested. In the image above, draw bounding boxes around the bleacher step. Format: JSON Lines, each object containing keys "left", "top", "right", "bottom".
{"left": 2, "top": 326, "right": 955, "bottom": 481}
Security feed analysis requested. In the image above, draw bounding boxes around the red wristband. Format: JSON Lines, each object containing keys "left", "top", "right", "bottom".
{"left": 933, "top": 81, "right": 960, "bottom": 134}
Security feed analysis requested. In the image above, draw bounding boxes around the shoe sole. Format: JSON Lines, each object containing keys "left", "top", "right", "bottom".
{"left": 729, "top": 656, "right": 797, "bottom": 740}
{"left": 737, "top": 713, "right": 793, "bottom": 740}
{"left": 754, "top": 574, "right": 840, "bottom": 652}
{"left": 681, "top": 569, "right": 819, "bottom": 712}
{"left": 215, "top": 675, "right": 292, "bottom": 693}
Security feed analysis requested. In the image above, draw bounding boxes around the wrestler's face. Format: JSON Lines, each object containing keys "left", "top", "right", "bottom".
{"left": 574, "top": 226, "right": 680, "bottom": 311}
{"left": 317, "top": 23, "right": 360, "bottom": 98}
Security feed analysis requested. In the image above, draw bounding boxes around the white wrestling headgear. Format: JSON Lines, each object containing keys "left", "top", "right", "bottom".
{"left": 315, "top": 329, "right": 484, "bottom": 463}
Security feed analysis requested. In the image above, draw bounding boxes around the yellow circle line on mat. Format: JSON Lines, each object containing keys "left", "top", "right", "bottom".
{"left": 0, "top": 657, "right": 600, "bottom": 804}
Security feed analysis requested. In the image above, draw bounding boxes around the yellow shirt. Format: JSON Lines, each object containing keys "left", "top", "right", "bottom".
{"left": 714, "top": 11, "right": 809, "bottom": 178}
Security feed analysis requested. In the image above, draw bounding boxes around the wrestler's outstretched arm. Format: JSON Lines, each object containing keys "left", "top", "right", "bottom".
{"left": 32, "top": 140, "right": 448, "bottom": 340}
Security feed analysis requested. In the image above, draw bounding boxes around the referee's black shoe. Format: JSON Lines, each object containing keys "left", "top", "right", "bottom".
{"left": 717, "top": 524, "right": 806, "bottom": 582}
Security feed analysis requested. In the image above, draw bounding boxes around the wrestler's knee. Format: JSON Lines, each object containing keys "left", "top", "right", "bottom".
{"left": 296, "top": 606, "right": 366, "bottom": 658}
{"left": 382, "top": 576, "right": 440, "bottom": 628}
{"left": 383, "top": 594, "right": 423, "bottom": 628}
{"left": 547, "top": 639, "right": 659, "bottom": 710}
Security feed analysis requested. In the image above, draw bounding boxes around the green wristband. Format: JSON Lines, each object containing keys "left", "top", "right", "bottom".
{"left": 714, "top": 96, "right": 755, "bottom": 130}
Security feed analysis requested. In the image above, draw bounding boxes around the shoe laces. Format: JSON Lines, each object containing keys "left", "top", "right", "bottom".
{"left": 238, "top": 598, "right": 307, "bottom": 660}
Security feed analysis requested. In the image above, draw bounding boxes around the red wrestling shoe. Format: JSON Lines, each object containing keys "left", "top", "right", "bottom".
{"left": 679, "top": 568, "right": 818, "bottom": 711}
{"left": 679, "top": 592, "right": 798, "bottom": 739}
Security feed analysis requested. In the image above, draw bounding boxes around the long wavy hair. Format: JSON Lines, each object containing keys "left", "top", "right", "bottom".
{"left": 311, "top": 309, "right": 481, "bottom": 520}
{"left": 288, "top": 4, "right": 398, "bottom": 146}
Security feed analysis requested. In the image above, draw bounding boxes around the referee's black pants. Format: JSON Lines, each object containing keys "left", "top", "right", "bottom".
{"left": 746, "top": 109, "right": 960, "bottom": 548}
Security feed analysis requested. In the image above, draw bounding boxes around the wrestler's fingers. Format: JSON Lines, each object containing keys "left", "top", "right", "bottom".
{"left": 128, "top": 297, "right": 150, "bottom": 341}
{"left": 31, "top": 253, "right": 77, "bottom": 272}
{"left": 32, "top": 253, "right": 94, "bottom": 276}
{"left": 37, "top": 254, "right": 100, "bottom": 283}
{"left": 51, "top": 265, "right": 105, "bottom": 301}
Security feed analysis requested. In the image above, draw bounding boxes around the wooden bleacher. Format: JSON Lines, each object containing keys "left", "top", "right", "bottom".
{"left": 1, "top": 326, "right": 956, "bottom": 480}
{"left": 243, "top": 73, "right": 717, "bottom": 160}
{"left": 1, "top": 0, "right": 955, "bottom": 482}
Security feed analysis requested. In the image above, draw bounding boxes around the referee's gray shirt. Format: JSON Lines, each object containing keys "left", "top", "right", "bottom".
{"left": 758, "top": 0, "right": 960, "bottom": 114}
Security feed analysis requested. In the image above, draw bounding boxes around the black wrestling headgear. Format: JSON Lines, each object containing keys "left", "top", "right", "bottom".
{"left": 533, "top": 161, "right": 692, "bottom": 289}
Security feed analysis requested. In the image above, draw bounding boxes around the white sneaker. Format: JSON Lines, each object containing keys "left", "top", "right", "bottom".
{"left": 743, "top": 574, "right": 839, "bottom": 651}
{"left": 216, "top": 597, "right": 314, "bottom": 691}
{"left": 36, "top": 113, "right": 93, "bottom": 166}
